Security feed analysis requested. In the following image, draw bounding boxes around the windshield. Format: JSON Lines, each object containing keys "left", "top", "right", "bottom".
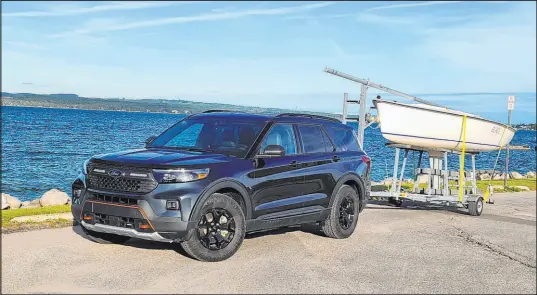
{"left": 149, "top": 117, "right": 267, "bottom": 157}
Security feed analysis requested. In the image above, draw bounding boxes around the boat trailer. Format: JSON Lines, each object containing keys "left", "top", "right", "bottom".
{"left": 324, "top": 67, "right": 487, "bottom": 216}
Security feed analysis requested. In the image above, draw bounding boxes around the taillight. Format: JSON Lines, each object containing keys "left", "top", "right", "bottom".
{"left": 361, "top": 155, "right": 371, "bottom": 171}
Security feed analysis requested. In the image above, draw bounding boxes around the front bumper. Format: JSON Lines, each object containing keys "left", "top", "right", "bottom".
{"left": 71, "top": 174, "right": 201, "bottom": 242}
{"left": 81, "top": 221, "right": 175, "bottom": 243}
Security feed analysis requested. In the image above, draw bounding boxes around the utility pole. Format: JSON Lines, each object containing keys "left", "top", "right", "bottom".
{"left": 505, "top": 96, "right": 515, "bottom": 187}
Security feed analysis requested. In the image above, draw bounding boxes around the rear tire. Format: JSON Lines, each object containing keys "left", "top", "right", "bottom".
{"left": 322, "top": 185, "right": 360, "bottom": 239}
{"left": 181, "top": 193, "right": 246, "bottom": 262}
{"left": 81, "top": 226, "right": 131, "bottom": 244}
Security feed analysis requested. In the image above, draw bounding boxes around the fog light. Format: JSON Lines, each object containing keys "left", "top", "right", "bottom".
{"left": 72, "top": 189, "right": 82, "bottom": 204}
{"left": 139, "top": 224, "right": 150, "bottom": 230}
{"left": 83, "top": 214, "right": 93, "bottom": 221}
{"left": 166, "top": 200, "right": 180, "bottom": 210}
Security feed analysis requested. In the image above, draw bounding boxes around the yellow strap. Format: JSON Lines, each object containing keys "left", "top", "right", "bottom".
{"left": 459, "top": 115, "right": 467, "bottom": 203}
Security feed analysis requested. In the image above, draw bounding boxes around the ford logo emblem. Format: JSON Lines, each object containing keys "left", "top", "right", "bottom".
{"left": 108, "top": 170, "right": 123, "bottom": 177}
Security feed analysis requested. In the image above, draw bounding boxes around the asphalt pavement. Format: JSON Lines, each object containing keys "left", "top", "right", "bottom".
{"left": 2, "top": 191, "right": 535, "bottom": 294}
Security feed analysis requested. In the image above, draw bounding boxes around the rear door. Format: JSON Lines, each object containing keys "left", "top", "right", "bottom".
{"left": 324, "top": 125, "right": 369, "bottom": 179}
{"left": 295, "top": 124, "right": 338, "bottom": 208}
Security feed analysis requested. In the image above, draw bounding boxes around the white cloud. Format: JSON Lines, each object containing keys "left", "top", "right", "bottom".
{"left": 414, "top": 3, "right": 536, "bottom": 93}
{"left": 365, "top": 1, "right": 464, "bottom": 12}
{"left": 48, "top": 2, "right": 335, "bottom": 37}
{"left": 1, "top": 1, "right": 201, "bottom": 17}
{"left": 364, "top": 1, "right": 507, "bottom": 12}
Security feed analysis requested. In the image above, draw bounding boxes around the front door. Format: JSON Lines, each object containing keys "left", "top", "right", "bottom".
{"left": 250, "top": 123, "right": 308, "bottom": 219}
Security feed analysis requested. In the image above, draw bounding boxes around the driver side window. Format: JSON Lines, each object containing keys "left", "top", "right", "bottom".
{"left": 259, "top": 123, "right": 297, "bottom": 155}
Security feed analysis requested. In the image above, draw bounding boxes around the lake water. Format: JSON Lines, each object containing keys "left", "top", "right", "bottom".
{"left": 2, "top": 106, "right": 536, "bottom": 201}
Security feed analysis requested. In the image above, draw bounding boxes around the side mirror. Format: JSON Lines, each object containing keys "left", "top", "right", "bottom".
{"left": 262, "top": 145, "right": 286, "bottom": 157}
{"left": 145, "top": 135, "right": 157, "bottom": 147}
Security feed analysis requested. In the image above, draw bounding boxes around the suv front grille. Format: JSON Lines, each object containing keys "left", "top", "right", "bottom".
{"left": 86, "top": 162, "right": 158, "bottom": 193}
{"left": 90, "top": 193, "right": 139, "bottom": 206}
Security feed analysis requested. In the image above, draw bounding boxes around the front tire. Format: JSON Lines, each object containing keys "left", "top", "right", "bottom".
{"left": 322, "top": 185, "right": 360, "bottom": 239}
{"left": 181, "top": 193, "right": 246, "bottom": 262}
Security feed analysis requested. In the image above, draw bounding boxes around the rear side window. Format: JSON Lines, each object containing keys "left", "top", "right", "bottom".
{"left": 298, "top": 125, "right": 334, "bottom": 153}
{"left": 324, "top": 126, "right": 361, "bottom": 152}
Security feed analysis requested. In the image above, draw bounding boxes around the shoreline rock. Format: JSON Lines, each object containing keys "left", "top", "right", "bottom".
{"left": 39, "top": 189, "right": 71, "bottom": 207}
{"left": 2, "top": 193, "right": 22, "bottom": 210}
{"left": 3, "top": 189, "right": 72, "bottom": 210}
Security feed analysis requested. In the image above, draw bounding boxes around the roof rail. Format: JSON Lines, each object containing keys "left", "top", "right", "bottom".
{"left": 202, "top": 110, "right": 244, "bottom": 113}
{"left": 276, "top": 113, "right": 341, "bottom": 123}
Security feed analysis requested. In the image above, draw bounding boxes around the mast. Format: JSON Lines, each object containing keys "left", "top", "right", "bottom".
{"left": 324, "top": 67, "right": 448, "bottom": 109}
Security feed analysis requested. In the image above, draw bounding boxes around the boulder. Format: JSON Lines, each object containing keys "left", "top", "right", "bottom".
{"left": 1, "top": 194, "right": 9, "bottom": 210}
{"left": 21, "top": 201, "right": 30, "bottom": 207}
{"left": 526, "top": 171, "right": 536, "bottom": 178}
{"left": 39, "top": 189, "right": 71, "bottom": 207}
{"left": 492, "top": 174, "right": 503, "bottom": 180}
{"left": 510, "top": 171, "right": 525, "bottom": 179}
{"left": 500, "top": 173, "right": 510, "bottom": 180}
{"left": 23, "top": 199, "right": 42, "bottom": 208}
{"left": 478, "top": 173, "right": 491, "bottom": 181}
{"left": 2, "top": 193, "right": 22, "bottom": 209}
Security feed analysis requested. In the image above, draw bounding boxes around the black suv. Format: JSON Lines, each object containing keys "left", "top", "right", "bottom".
{"left": 72, "top": 111, "right": 371, "bottom": 262}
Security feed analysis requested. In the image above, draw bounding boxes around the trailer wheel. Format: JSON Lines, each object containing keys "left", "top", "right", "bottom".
{"left": 468, "top": 197, "right": 484, "bottom": 216}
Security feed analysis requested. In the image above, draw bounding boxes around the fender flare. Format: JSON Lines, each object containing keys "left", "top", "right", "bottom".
{"left": 189, "top": 178, "right": 252, "bottom": 222}
{"left": 328, "top": 172, "right": 366, "bottom": 208}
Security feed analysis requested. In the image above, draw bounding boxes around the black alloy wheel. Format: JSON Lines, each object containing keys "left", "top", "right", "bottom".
{"left": 338, "top": 196, "right": 355, "bottom": 230}
{"left": 197, "top": 208, "right": 236, "bottom": 250}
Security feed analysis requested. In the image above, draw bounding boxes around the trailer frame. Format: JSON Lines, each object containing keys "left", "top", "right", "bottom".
{"left": 325, "top": 67, "right": 486, "bottom": 216}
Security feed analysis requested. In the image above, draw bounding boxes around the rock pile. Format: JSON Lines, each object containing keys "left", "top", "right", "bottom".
{"left": 1, "top": 189, "right": 71, "bottom": 210}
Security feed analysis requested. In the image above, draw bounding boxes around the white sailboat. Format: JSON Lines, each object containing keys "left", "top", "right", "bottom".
{"left": 323, "top": 67, "right": 516, "bottom": 153}
{"left": 373, "top": 99, "right": 516, "bottom": 153}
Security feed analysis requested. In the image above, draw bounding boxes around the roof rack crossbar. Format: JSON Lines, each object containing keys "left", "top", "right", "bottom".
{"left": 276, "top": 113, "right": 340, "bottom": 123}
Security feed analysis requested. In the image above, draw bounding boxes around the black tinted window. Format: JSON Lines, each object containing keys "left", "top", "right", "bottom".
{"left": 260, "top": 123, "right": 297, "bottom": 155}
{"left": 298, "top": 125, "right": 333, "bottom": 153}
{"left": 325, "top": 126, "right": 361, "bottom": 152}
{"left": 150, "top": 118, "right": 265, "bottom": 157}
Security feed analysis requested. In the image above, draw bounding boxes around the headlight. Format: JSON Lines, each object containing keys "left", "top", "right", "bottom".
{"left": 82, "top": 158, "right": 91, "bottom": 175}
{"left": 153, "top": 168, "right": 210, "bottom": 183}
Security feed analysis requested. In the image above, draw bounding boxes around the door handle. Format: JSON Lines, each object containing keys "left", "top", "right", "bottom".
{"left": 332, "top": 156, "right": 341, "bottom": 162}
{"left": 290, "top": 160, "right": 300, "bottom": 168}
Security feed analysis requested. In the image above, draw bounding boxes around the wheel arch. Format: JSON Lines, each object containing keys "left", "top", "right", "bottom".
{"left": 329, "top": 173, "right": 366, "bottom": 208}
{"left": 189, "top": 178, "right": 252, "bottom": 222}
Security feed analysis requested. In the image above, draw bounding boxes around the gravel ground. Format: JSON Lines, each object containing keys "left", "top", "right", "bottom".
{"left": 2, "top": 192, "right": 535, "bottom": 294}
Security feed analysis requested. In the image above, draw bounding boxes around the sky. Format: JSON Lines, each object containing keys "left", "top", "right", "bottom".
{"left": 2, "top": 1, "right": 536, "bottom": 123}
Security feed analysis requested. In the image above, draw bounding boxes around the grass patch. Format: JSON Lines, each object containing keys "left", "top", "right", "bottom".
{"left": 378, "top": 178, "right": 536, "bottom": 194}
{"left": 1, "top": 204, "right": 72, "bottom": 225}
{"left": 2, "top": 218, "right": 73, "bottom": 234}
{"left": 2, "top": 204, "right": 72, "bottom": 233}
{"left": 478, "top": 178, "right": 536, "bottom": 192}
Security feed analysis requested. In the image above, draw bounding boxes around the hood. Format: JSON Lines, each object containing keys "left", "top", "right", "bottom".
{"left": 92, "top": 148, "right": 234, "bottom": 167}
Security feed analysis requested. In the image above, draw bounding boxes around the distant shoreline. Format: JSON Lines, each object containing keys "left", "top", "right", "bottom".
{"left": 1, "top": 104, "right": 185, "bottom": 115}
{"left": 1, "top": 92, "right": 339, "bottom": 118}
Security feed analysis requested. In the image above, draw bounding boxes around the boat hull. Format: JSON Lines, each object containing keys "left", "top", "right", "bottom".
{"left": 374, "top": 100, "right": 516, "bottom": 153}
